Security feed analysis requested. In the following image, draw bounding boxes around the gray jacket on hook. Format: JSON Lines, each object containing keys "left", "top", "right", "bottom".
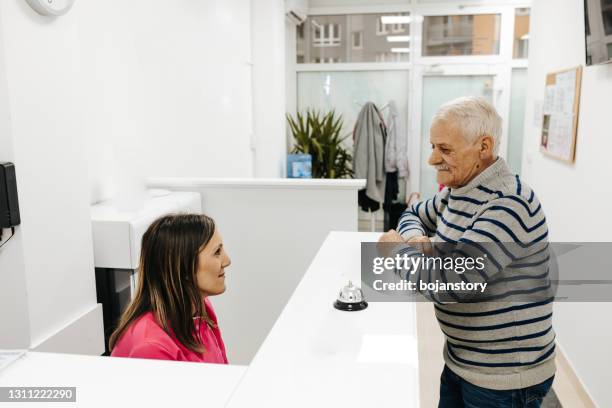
{"left": 353, "top": 102, "right": 386, "bottom": 203}
{"left": 384, "top": 100, "right": 409, "bottom": 178}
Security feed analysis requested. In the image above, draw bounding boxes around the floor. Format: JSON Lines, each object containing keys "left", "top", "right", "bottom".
{"left": 543, "top": 390, "right": 562, "bottom": 407}
{"left": 357, "top": 214, "right": 384, "bottom": 232}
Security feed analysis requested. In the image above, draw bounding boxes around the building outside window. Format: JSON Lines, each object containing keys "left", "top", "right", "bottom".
{"left": 352, "top": 31, "right": 363, "bottom": 50}
{"left": 513, "top": 8, "right": 531, "bottom": 59}
{"left": 422, "top": 14, "right": 501, "bottom": 56}
{"left": 312, "top": 22, "right": 341, "bottom": 47}
{"left": 376, "top": 17, "right": 390, "bottom": 35}
{"left": 297, "top": 13, "right": 410, "bottom": 63}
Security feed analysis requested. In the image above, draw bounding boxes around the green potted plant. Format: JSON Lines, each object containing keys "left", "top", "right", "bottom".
{"left": 286, "top": 109, "right": 354, "bottom": 179}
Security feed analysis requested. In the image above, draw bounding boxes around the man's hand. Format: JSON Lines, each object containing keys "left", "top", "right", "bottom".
{"left": 379, "top": 229, "right": 404, "bottom": 243}
{"left": 377, "top": 230, "right": 434, "bottom": 258}
{"left": 377, "top": 229, "right": 406, "bottom": 258}
{"left": 407, "top": 235, "right": 434, "bottom": 256}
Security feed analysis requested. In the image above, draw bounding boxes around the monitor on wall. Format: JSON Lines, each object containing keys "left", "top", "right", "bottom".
{"left": 585, "top": 0, "right": 612, "bottom": 65}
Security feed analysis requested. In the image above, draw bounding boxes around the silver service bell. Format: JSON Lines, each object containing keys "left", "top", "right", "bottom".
{"left": 333, "top": 280, "right": 368, "bottom": 311}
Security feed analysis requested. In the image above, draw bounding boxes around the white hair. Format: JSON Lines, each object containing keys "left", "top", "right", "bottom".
{"left": 432, "top": 96, "right": 502, "bottom": 154}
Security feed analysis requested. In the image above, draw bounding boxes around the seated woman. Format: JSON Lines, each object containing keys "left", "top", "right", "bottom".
{"left": 110, "top": 213, "right": 230, "bottom": 363}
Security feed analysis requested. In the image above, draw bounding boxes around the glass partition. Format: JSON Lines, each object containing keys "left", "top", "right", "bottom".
{"left": 297, "top": 70, "right": 410, "bottom": 145}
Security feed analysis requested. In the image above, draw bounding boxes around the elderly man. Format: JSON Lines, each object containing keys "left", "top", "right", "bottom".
{"left": 379, "top": 97, "right": 555, "bottom": 408}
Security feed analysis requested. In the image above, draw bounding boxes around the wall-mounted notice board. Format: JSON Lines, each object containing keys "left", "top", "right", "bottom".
{"left": 540, "top": 66, "right": 582, "bottom": 163}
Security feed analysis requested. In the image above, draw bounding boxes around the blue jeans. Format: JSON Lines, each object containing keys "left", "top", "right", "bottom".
{"left": 438, "top": 365, "right": 554, "bottom": 408}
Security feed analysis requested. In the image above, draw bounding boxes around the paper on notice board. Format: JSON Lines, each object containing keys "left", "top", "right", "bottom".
{"left": 556, "top": 70, "right": 576, "bottom": 114}
{"left": 543, "top": 86, "right": 556, "bottom": 115}
{"left": 533, "top": 100, "right": 543, "bottom": 128}
{"left": 546, "top": 114, "right": 574, "bottom": 160}
{"left": 543, "top": 71, "right": 576, "bottom": 117}
{"left": 541, "top": 67, "right": 579, "bottom": 161}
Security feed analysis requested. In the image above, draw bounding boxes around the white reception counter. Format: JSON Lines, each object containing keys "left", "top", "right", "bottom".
{"left": 0, "top": 232, "right": 419, "bottom": 407}
{"left": 0, "top": 352, "right": 247, "bottom": 407}
{"left": 227, "top": 231, "right": 419, "bottom": 407}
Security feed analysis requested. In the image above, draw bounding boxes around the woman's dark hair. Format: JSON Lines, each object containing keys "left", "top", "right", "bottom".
{"left": 109, "top": 213, "right": 216, "bottom": 353}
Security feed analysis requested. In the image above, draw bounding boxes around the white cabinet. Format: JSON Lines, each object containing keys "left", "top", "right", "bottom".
{"left": 90, "top": 190, "right": 201, "bottom": 270}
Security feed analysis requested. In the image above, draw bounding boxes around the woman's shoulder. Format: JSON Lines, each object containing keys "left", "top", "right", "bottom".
{"left": 128, "top": 312, "right": 169, "bottom": 337}
{"left": 111, "top": 312, "right": 181, "bottom": 359}
{"left": 123, "top": 339, "right": 177, "bottom": 360}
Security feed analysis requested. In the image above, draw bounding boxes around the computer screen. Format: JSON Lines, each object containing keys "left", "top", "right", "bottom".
{"left": 585, "top": 0, "right": 612, "bottom": 65}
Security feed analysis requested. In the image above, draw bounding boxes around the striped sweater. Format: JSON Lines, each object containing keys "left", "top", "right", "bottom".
{"left": 396, "top": 157, "right": 555, "bottom": 390}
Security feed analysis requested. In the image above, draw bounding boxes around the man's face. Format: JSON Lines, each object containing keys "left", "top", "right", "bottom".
{"left": 428, "top": 119, "right": 484, "bottom": 189}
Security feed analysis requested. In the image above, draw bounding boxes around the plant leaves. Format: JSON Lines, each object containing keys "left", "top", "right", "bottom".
{"left": 286, "top": 109, "right": 354, "bottom": 179}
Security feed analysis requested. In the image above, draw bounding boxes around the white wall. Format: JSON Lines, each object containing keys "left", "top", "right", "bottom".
{"left": 1, "top": 0, "right": 289, "bottom": 353}
{"left": 81, "top": 0, "right": 254, "bottom": 204}
{"left": 0, "top": 20, "right": 30, "bottom": 348}
{"left": 0, "top": 0, "right": 102, "bottom": 353}
{"left": 522, "top": 0, "right": 612, "bottom": 405}
{"left": 252, "top": 1, "right": 287, "bottom": 177}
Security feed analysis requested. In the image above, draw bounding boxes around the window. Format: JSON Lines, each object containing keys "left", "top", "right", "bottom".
{"left": 296, "top": 24, "right": 306, "bottom": 63}
{"left": 375, "top": 52, "right": 405, "bottom": 63}
{"left": 296, "top": 13, "right": 410, "bottom": 63}
{"left": 586, "top": 0, "right": 612, "bottom": 64}
{"left": 376, "top": 17, "right": 390, "bottom": 35}
{"left": 294, "top": 5, "right": 532, "bottom": 205}
{"left": 313, "top": 21, "right": 341, "bottom": 47}
{"left": 376, "top": 14, "right": 408, "bottom": 35}
{"left": 314, "top": 57, "right": 340, "bottom": 63}
{"left": 603, "top": 0, "right": 612, "bottom": 35}
{"left": 422, "top": 14, "right": 501, "bottom": 56}
{"left": 352, "top": 31, "right": 363, "bottom": 50}
{"left": 392, "top": 22, "right": 407, "bottom": 34}
{"left": 513, "top": 8, "right": 530, "bottom": 59}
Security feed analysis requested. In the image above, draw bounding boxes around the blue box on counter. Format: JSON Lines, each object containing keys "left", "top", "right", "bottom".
{"left": 287, "top": 154, "right": 312, "bottom": 178}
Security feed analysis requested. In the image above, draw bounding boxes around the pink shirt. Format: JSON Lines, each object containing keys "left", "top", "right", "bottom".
{"left": 111, "top": 298, "right": 228, "bottom": 364}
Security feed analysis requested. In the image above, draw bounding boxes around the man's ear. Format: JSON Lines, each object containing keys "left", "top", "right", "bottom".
{"left": 479, "top": 135, "right": 494, "bottom": 157}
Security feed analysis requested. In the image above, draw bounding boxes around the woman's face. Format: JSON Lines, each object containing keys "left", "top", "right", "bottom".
{"left": 196, "top": 228, "right": 231, "bottom": 297}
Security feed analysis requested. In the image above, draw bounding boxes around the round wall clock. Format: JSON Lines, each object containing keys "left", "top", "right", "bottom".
{"left": 25, "top": 0, "right": 76, "bottom": 16}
